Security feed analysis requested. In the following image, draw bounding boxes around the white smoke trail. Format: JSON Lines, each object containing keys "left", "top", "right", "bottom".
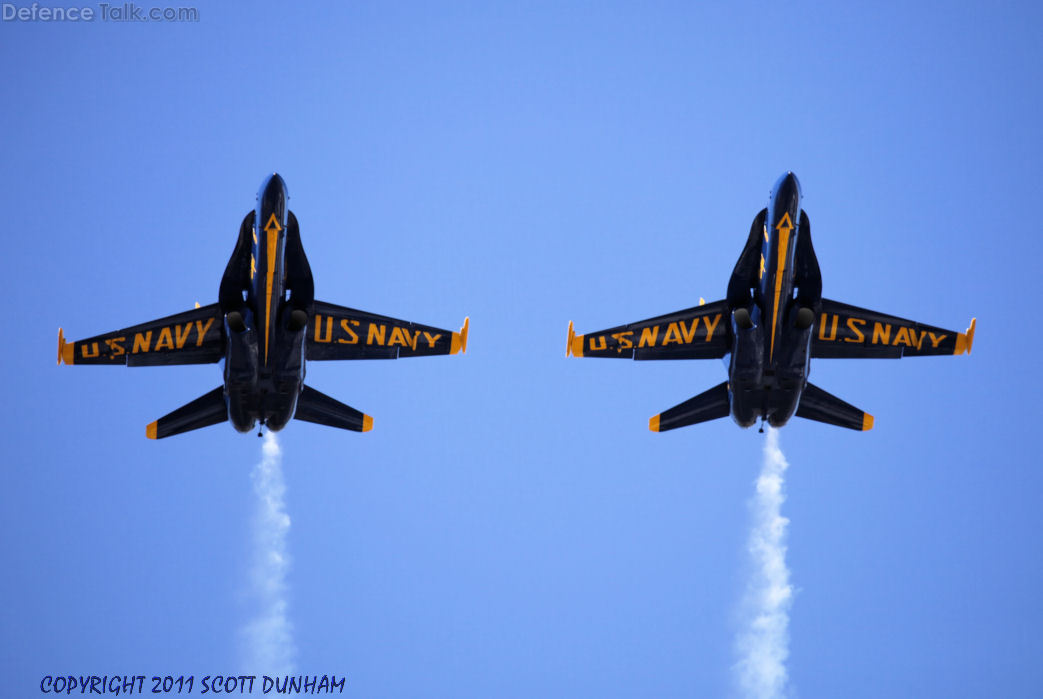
{"left": 734, "top": 427, "right": 793, "bottom": 699}
{"left": 240, "top": 431, "right": 296, "bottom": 675}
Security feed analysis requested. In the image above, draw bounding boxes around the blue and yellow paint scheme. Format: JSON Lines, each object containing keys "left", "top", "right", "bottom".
{"left": 253, "top": 173, "right": 289, "bottom": 369}
{"left": 566, "top": 172, "right": 975, "bottom": 432}
{"left": 59, "top": 174, "right": 469, "bottom": 439}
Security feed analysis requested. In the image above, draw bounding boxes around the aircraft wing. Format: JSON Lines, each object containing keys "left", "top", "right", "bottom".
{"left": 307, "top": 300, "right": 469, "bottom": 360}
{"left": 567, "top": 300, "right": 730, "bottom": 360}
{"left": 58, "top": 304, "right": 224, "bottom": 366}
{"left": 811, "top": 298, "right": 975, "bottom": 358}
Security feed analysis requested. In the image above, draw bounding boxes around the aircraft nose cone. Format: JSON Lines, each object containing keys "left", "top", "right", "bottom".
{"left": 257, "top": 173, "right": 289, "bottom": 202}
{"left": 769, "top": 172, "right": 803, "bottom": 218}
{"left": 264, "top": 172, "right": 287, "bottom": 196}
{"left": 774, "top": 171, "right": 801, "bottom": 199}
{"left": 257, "top": 173, "right": 289, "bottom": 231}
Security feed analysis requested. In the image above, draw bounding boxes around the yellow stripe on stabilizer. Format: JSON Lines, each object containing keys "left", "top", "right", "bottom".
{"left": 649, "top": 414, "right": 661, "bottom": 432}
{"left": 362, "top": 415, "right": 373, "bottom": 432}
{"left": 146, "top": 421, "right": 158, "bottom": 439}
{"left": 450, "top": 317, "right": 470, "bottom": 355}
{"left": 862, "top": 413, "right": 874, "bottom": 431}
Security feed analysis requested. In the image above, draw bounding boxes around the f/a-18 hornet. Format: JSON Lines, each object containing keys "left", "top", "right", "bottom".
{"left": 566, "top": 172, "right": 974, "bottom": 432}
{"left": 58, "top": 174, "right": 469, "bottom": 439}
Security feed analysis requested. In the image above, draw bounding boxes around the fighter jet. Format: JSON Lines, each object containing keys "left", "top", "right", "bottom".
{"left": 566, "top": 172, "right": 975, "bottom": 432}
{"left": 58, "top": 173, "right": 469, "bottom": 439}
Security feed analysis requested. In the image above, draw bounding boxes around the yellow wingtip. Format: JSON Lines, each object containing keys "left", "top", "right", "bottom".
{"left": 362, "top": 414, "right": 373, "bottom": 432}
{"left": 451, "top": 317, "right": 470, "bottom": 355}
{"left": 862, "top": 413, "right": 874, "bottom": 431}
{"left": 649, "top": 414, "right": 661, "bottom": 432}
{"left": 61, "top": 337, "right": 76, "bottom": 365}
{"left": 571, "top": 332, "right": 585, "bottom": 358}
{"left": 57, "top": 328, "right": 65, "bottom": 365}
{"left": 146, "top": 421, "right": 158, "bottom": 440}
{"left": 566, "top": 321, "right": 575, "bottom": 357}
{"left": 954, "top": 318, "right": 976, "bottom": 355}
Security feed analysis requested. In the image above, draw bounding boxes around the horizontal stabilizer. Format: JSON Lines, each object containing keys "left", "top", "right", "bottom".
{"left": 650, "top": 381, "right": 731, "bottom": 432}
{"left": 795, "top": 382, "right": 873, "bottom": 431}
{"left": 294, "top": 384, "right": 373, "bottom": 432}
{"left": 147, "top": 386, "right": 228, "bottom": 439}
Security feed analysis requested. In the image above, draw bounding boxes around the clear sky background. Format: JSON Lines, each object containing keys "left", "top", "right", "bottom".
{"left": 3, "top": 1, "right": 1042, "bottom": 697}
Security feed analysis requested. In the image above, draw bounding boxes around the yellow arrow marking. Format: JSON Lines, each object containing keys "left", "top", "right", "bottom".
{"left": 263, "top": 213, "right": 282, "bottom": 365}
{"left": 769, "top": 212, "right": 794, "bottom": 362}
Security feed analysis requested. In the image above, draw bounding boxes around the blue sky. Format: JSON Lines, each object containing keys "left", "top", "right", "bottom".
{"left": 3, "top": 1, "right": 1042, "bottom": 696}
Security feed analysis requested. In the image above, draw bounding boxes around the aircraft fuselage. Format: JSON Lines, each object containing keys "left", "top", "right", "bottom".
{"left": 59, "top": 172, "right": 466, "bottom": 439}
{"left": 252, "top": 173, "right": 289, "bottom": 371}
{"left": 221, "top": 173, "right": 310, "bottom": 433}
{"left": 566, "top": 170, "right": 970, "bottom": 432}
{"left": 728, "top": 172, "right": 820, "bottom": 428}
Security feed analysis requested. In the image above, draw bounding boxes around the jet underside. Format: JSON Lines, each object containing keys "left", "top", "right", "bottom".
{"left": 58, "top": 173, "right": 468, "bottom": 438}
{"left": 567, "top": 172, "right": 974, "bottom": 432}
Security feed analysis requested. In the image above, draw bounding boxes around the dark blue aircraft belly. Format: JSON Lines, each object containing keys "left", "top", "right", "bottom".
{"left": 762, "top": 174, "right": 802, "bottom": 367}
{"left": 220, "top": 173, "right": 306, "bottom": 433}
{"left": 260, "top": 324, "right": 306, "bottom": 431}
{"left": 726, "top": 172, "right": 813, "bottom": 428}
{"left": 224, "top": 305, "right": 306, "bottom": 432}
{"left": 728, "top": 300, "right": 813, "bottom": 428}
{"left": 251, "top": 174, "right": 289, "bottom": 372}
{"left": 224, "top": 311, "right": 260, "bottom": 432}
